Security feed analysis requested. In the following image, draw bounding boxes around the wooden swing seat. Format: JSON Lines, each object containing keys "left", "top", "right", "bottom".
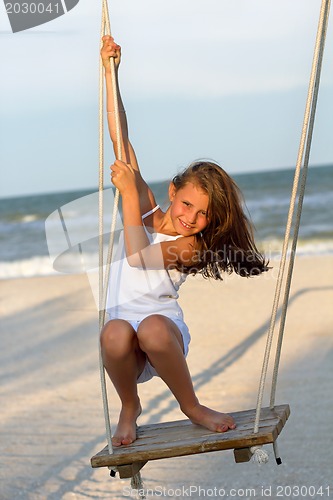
{"left": 91, "top": 404, "right": 289, "bottom": 478}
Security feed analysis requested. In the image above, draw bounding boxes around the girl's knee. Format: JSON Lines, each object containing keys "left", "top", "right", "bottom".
{"left": 100, "top": 319, "right": 136, "bottom": 356}
{"left": 137, "top": 315, "right": 174, "bottom": 353}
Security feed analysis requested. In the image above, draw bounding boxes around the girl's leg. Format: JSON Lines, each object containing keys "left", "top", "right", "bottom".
{"left": 137, "top": 314, "right": 236, "bottom": 433}
{"left": 100, "top": 319, "right": 146, "bottom": 446}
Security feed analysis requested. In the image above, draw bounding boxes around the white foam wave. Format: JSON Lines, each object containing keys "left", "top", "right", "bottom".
{"left": 260, "top": 238, "right": 333, "bottom": 258}
{"left": 1, "top": 238, "right": 332, "bottom": 280}
{"left": 20, "top": 214, "right": 40, "bottom": 223}
{"left": 0, "top": 256, "right": 58, "bottom": 279}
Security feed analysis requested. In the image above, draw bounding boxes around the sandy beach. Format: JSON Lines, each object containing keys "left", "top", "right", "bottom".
{"left": 1, "top": 255, "right": 332, "bottom": 500}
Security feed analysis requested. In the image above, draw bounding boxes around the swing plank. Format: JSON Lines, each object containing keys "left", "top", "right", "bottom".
{"left": 91, "top": 404, "right": 289, "bottom": 471}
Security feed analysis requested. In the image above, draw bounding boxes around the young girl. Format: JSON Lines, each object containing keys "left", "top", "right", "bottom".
{"left": 100, "top": 36, "right": 267, "bottom": 447}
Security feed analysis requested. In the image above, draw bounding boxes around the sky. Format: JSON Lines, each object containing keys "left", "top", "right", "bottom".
{"left": 1, "top": 0, "right": 333, "bottom": 198}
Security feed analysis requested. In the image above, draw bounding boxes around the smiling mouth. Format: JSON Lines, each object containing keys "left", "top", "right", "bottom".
{"left": 179, "top": 219, "right": 193, "bottom": 230}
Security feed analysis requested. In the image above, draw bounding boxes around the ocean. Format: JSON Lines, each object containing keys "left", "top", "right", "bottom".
{"left": 0, "top": 164, "right": 332, "bottom": 279}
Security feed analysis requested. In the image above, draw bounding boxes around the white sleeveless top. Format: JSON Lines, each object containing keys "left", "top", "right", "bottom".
{"left": 106, "top": 205, "right": 187, "bottom": 321}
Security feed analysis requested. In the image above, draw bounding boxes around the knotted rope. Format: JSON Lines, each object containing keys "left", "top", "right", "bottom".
{"left": 98, "top": 1, "right": 145, "bottom": 494}
{"left": 96, "top": 0, "right": 330, "bottom": 474}
{"left": 252, "top": 0, "right": 331, "bottom": 464}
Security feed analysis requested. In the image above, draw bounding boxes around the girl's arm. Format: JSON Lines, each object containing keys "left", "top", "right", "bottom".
{"left": 104, "top": 40, "right": 198, "bottom": 270}
{"left": 111, "top": 159, "right": 150, "bottom": 256}
{"left": 111, "top": 160, "right": 197, "bottom": 270}
{"left": 101, "top": 36, "right": 156, "bottom": 215}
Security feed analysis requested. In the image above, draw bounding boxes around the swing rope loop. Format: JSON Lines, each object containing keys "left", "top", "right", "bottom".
{"left": 269, "top": 0, "right": 331, "bottom": 409}
{"left": 98, "top": 3, "right": 146, "bottom": 492}
{"left": 94, "top": 0, "right": 330, "bottom": 474}
{"left": 253, "top": 0, "right": 331, "bottom": 435}
{"left": 97, "top": 0, "right": 123, "bottom": 457}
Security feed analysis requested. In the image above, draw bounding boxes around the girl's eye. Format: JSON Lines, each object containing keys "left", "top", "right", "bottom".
{"left": 183, "top": 201, "right": 190, "bottom": 206}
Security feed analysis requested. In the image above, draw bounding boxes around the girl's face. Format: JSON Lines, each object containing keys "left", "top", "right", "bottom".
{"left": 169, "top": 182, "right": 209, "bottom": 236}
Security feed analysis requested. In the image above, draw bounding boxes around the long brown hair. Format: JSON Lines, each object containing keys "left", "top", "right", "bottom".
{"left": 172, "top": 161, "right": 268, "bottom": 279}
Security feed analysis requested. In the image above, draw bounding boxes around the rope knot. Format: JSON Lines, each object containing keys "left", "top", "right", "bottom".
{"left": 250, "top": 446, "right": 269, "bottom": 464}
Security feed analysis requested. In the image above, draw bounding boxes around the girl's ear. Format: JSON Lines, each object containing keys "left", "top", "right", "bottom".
{"left": 168, "top": 182, "right": 177, "bottom": 202}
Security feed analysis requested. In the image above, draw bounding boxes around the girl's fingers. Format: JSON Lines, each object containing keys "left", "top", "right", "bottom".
{"left": 113, "top": 159, "right": 126, "bottom": 168}
{"left": 111, "top": 161, "right": 133, "bottom": 174}
{"left": 111, "top": 161, "right": 123, "bottom": 174}
{"left": 102, "top": 36, "right": 119, "bottom": 50}
{"left": 102, "top": 45, "right": 120, "bottom": 57}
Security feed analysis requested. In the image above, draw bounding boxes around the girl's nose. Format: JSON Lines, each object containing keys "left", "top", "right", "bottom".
{"left": 188, "top": 211, "right": 197, "bottom": 224}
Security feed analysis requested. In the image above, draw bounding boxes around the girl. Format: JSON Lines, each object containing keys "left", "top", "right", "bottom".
{"left": 100, "top": 36, "right": 268, "bottom": 447}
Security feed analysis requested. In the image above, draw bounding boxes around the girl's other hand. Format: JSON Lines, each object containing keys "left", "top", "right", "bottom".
{"left": 101, "top": 35, "right": 121, "bottom": 71}
{"left": 110, "top": 160, "right": 137, "bottom": 195}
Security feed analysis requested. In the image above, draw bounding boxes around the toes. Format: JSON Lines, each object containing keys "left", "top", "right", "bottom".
{"left": 228, "top": 418, "right": 236, "bottom": 430}
{"left": 215, "top": 420, "right": 236, "bottom": 433}
{"left": 112, "top": 430, "right": 136, "bottom": 446}
{"left": 112, "top": 436, "right": 123, "bottom": 447}
{"left": 112, "top": 434, "right": 135, "bottom": 446}
{"left": 121, "top": 437, "right": 134, "bottom": 446}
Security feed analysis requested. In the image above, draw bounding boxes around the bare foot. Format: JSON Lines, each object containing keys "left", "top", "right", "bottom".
{"left": 184, "top": 403, "right": 236, "bottom": 433}
{"left": 112, "top": 400, "right": 142, "bottom": 447}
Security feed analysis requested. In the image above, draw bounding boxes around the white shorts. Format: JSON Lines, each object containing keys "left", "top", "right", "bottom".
{"left": 108, "top": 315, "right": 191, "bottom": 384}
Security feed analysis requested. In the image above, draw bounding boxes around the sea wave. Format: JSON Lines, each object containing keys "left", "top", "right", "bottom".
{"left": 1, "top": 238, "right": 332, "bottom": 280}
{"left": 0, "top": 255, "right": 58, "bottom": 279}
{"left": 260, "top": 238, "right": 333, "bottom": 257}
{"left": 1, "top": 165, "right": 332, "bottom": 279}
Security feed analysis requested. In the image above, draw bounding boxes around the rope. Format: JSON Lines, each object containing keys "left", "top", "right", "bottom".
{"left": 270, "top": 0, "right": 331, "bottom": 409}
{"left": 97, "top": 0, "right": 123, "bottom": 458}
{"left": 253, "top": 0, "right": 331, "bottom": 440}
{"left": 98, "top": 2, "right": 113, "bottom": 457}
{"left": 98, "top": 3, "right": 145, "bottom": 492}
{"left": 95, "top": 0, "right": 330, "bottom": 475}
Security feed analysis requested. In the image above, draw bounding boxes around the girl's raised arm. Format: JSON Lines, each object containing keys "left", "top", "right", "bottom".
{"left": 101, "top": 36, "right": 156, "bottom": 214}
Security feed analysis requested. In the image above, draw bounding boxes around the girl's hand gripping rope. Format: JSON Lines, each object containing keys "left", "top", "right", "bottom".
{"left": 110, "top": 159, "right": 137, "bottom": 196}
{"left": 101, "top": 35, "right": 121, "bottom": 71}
